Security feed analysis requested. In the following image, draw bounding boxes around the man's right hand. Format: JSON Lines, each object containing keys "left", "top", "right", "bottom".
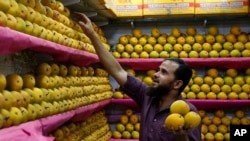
{"left": 72, "top": 12, "right": 128, "bottom": 87}
{"left": 73, "top": 12, "right": 95, "bottom": 37}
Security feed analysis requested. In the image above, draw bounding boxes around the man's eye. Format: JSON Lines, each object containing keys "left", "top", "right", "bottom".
{"left": 162, "top": 70, "right": 167, "bottom": 74}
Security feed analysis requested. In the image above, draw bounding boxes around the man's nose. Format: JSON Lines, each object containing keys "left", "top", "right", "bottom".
{"left": 153, "top": 71, "right": 159, "bottom": 78}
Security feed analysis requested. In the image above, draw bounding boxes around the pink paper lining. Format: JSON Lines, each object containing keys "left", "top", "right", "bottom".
{"left": 111, "top": 98, "right": 250, "bottom": 110}
{"left": 109, "top": 138, "right": 139, "bottom": 141}
{"left": 0, "top": 27, "right": 99, "bottom": 66}
{"left": 40, "top": 111, "right": 75, "bottom": 136}
{"left": 0, "top": 99, "right": 111, "bottom": 141}
{"left": 188, "top": 99, "right": 250, "bottom": 110}
{"left": 111, "top": 99, "right": 139, "bottom": 107}
{"left": 118, "top": 58, "right": 250, "bottom": 70}
{"left": 0, "top": 120, "right": 54, "bottom": 141}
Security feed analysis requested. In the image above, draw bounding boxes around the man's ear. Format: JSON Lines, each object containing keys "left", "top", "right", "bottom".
{"left": 173, "top": 80, "right": 183, "bottom": 89}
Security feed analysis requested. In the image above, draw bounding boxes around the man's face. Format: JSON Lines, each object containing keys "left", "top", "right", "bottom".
{"left": 146, "top": 60, "right": 179, "bottom": 97}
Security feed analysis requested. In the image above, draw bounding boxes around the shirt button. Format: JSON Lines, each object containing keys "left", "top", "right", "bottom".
{"left": 153, "top": 119, "right": 157, "bottom": 122}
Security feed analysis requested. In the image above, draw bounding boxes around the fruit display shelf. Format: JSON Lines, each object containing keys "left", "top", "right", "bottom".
{"left": 111, "top": 98, "right": 250, "bottom": 110}
{"left": 117, "top": 58, "right": 250, "bottom": 70}
{"left": 2, "top": 26, "right": 250, "bottom": 70}
{"left": 0, "top": 26, "right": 99, "bottom": 66}
{"left": 0, "top": 99, "right": 111, "bottom": 141}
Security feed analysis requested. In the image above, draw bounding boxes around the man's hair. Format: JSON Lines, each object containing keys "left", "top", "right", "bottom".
{"left": 164, "top": 58, "right": 192, "bottom": 92}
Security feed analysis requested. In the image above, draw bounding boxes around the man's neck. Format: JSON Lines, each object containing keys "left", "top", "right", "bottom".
{"left": 159, "top": 93, "right": 178, "bottom": 111}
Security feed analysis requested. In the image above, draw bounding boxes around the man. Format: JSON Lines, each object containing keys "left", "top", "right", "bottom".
{"left": 74, "top": 12, "right": 201, "bottom": 141}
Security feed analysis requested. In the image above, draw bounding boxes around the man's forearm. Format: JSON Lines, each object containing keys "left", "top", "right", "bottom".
{"left": 75, "top": 12, "right": 127, "bottom": 85}
{"left": 87, "top": 32, "right": 126, "bottom": 83}
{"left": 88, "top": 32, "right": 121, "bottom": 70}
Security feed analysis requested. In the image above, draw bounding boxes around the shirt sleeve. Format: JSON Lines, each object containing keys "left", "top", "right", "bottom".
{"left": 121, "top": 74, "right": 148, "bottom": 107}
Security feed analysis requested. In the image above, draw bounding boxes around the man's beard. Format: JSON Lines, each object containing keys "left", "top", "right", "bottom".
{"left": 146, "top": 84, "right": 171, "bottom": 98}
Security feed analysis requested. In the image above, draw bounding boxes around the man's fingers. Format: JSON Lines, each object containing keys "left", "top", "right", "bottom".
{"left": 78, "top": 21, "right": 85, "bottom": 27}
{"left": 179, "top": 126, "right": 183, "bottom": 131}
{"left": 71, "top": 12, "right": 82, "bottom": 22}
{"left": 186, "top": 125, "right": 193, "bottom": 132}
{"left": 171, "top": 127, "right": 176, "bottom": 134}
{"left": 74, "top": 12, "right": 85, "bottom": 18}
{"left": 73, "top": 12, "right": 89, "bottom": 23}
